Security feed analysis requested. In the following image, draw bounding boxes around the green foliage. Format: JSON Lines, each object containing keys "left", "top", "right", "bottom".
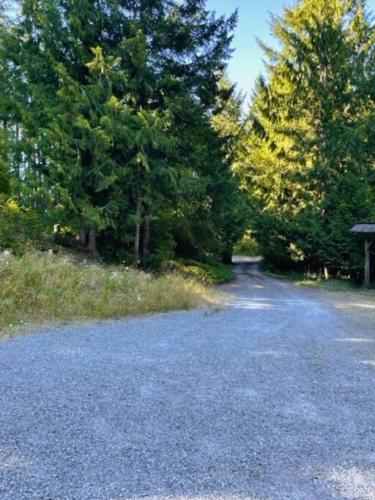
{"left": 0, "top": 197, "right": 45, "bottom": 253}
{"left": 0, "top": 0, "right": 244, "bottom": 267}
{"left": 0, "top": 251, "right": 217, "bottom": 337}
{"left": 239, "top": 0, "right": 375, "bottom": 276}
{"left": 0, "top": 130, "right": 10, "bottom": 194}
{"left": 166, "top": 258, "right": 234, "bottom": 285}
{"left": 234, "top": 232, "right": 260, "bottom": 257}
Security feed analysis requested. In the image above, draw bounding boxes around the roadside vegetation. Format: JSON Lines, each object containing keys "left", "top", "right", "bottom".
{"left": 265, "top": 267, "right": 373, "bottom": 292}
{"left": 233, "top": 232, "right": 260, "bottom": 257}
{"left": 266, "top": 269, "right": 366, "bottom": 291}
{"left": 165, "top": 259, "right": 234, "bottom": 285}
{"left": 0, "top": 1, "right": 243, "bottom": 338}
{"left": 0, "top": 252, "right": 218, "bottom": 339}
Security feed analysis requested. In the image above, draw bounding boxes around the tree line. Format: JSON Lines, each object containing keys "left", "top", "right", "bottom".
{"left": 1, "top": 0, "right": 375, "bottom": 279}
{"left": 0, "top": 0, "right": 247, "bottom": 267}
{"left": 238, "top": 0, "right": 375, "bottom": 278}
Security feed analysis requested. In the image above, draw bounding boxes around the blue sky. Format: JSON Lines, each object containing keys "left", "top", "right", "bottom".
{"left": 206, "top": 0, "right": 375, "bottom": 106}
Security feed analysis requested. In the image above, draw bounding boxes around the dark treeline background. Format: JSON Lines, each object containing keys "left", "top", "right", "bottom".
{"left": 1, "top": 0, "right": 375, "bottom": 280}
{"left": 0, "top": 0, "right": 247, "bottom": 267}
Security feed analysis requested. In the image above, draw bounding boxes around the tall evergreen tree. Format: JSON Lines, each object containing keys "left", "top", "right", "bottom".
{"left": 241, "top": 0, "right": 375, "bottom": 275}
{"left": 1, "top": 0, "right": 242, "bottom": 265}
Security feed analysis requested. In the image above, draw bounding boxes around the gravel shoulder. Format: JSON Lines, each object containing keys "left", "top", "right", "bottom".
{"left": 297, "top": 283, "right": 375, "bottom": 326}
{"left": 1, "top": 259, "right": 375, "bottom": 499}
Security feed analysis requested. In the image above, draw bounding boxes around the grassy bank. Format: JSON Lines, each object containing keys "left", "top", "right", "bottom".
{"left": 0, "top": 252, "right": 218, "bottom": 339}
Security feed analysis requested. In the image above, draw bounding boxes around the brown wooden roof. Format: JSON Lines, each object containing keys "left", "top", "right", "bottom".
{"left": 350, "top": 224, "right": 375, "bottom": 233}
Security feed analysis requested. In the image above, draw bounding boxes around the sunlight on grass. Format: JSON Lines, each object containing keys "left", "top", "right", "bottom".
{"left": 0, "top": 252, "right": 218, "bottom": 339}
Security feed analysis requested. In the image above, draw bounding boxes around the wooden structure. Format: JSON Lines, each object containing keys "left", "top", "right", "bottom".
{"left": 350, "top": 224, "right": 375, "bottom": 287}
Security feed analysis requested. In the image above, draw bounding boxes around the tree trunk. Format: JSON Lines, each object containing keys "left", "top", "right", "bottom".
{"left": 133, "top": 197, "right": 142, "bottom": 268}
{"left": 142, "top": 208, "right": 151, "bottom": 267}
{"left": 79, "top": 229, "right": 87, "bottom": 248}
{"left": 14, "top": 123, "right": 20, "bottom": 194}
{"left": 221, "top": 246, "right": 233, "bottom": 264}
{"left": 87, "top": 229, "right": 100, "bottom": 259}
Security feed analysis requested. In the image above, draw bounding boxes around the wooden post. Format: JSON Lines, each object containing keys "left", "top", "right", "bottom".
{"left": 365, "top": 237, "right": 371, "bottom": 288}
{"left": 142, "top": 212, "right": 150, "bottom": 267}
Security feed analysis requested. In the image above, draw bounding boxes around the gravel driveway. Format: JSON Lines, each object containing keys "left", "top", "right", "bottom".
{"left": 1, "top": 259, "right": 375, "bottom": 499}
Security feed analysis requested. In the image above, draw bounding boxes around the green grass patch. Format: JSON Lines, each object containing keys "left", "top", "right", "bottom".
{"left": 165, "top": 258, "right": 234, "bottom": 285}
{"left": 263, "top": 268, "right": 306, "bottom": 282}
{"left": 264, "top": 268, "right": 368, "bottom": 293}
{"left": 0, "top": 252, "right": 218, "bottom": 340}
{"left": 295, "top": 278, "right": 357, "bottom": 292}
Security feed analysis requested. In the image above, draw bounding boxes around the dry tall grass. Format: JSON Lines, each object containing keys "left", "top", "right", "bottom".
{"left": 0, "top": 252, "right": 217, "bottom": 338}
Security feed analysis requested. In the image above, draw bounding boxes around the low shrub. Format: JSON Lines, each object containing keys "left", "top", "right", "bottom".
{"left": 165, "top": 258, "right": 234, "bottom": 285}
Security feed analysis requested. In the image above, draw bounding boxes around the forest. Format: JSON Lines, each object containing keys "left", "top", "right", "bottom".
{"left": 0, "top": 0, "right": 375, "bottom": 280}
{"left": 0, "top": 0, "right": 247, "bottom": 271}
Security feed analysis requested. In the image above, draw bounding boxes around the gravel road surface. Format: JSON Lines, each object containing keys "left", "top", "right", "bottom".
{"left": 1, "top": 259, "right": 375, "bottom": 499}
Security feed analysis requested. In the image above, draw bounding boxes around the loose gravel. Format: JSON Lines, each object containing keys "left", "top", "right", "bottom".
{"left": 1, "top": 260, "right": 375, "bottom": 499}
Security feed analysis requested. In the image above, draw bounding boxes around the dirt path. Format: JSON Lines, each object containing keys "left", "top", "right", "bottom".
{"left": 1, "top": 259, "right": 375, "bottom": 499}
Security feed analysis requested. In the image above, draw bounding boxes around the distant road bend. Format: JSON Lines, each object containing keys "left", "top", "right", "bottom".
{"left": 1, "top": 257, "right": 375, "bottom": 499}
